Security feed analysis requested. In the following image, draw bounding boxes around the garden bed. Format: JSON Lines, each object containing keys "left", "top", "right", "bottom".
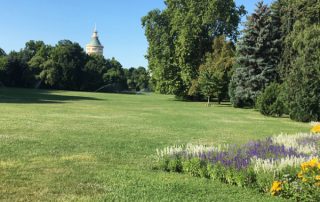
{"left": 155, "top": 124, "right": 320, "bottom": 201}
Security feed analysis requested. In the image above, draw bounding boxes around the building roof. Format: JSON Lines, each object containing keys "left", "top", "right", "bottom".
{"left": 88, "top": 33, "right": 103, "bottom": 47}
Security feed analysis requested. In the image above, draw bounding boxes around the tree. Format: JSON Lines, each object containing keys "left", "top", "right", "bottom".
{"left": 40, "top": 40, "right": 87, "bottom": 90}
{"left": 0, "top": 51, "right": 30, "bottom": 87}
{"left": 229, "top": 1, "right": 278, "bottom": 107}
{"left": 198, "top": 66, "right": 216, "bottom": 106}
{"left": 284, "top": 23, "right": 320, "bottom": 122}
{"left": 274, "top": 0, "right": 320, "bottom": 79}
{"left": 256, "top": 83, "right": 285, "bottom": 117}
{"left": 193, "top": 36, "right": 235, "bottom": 104}
{"left": 142, "top": 9, "right": 183, "bottom": 95}
{"left": 101, "top": 58, "right": 127, "bottom": 92}
{"left": 28, "top": 43, "right": 52, "bottom": 87}
{"left": 125, "top": 67, "right": 150, "bottom": 91}
{"left": 81, "top": 54, "right": 108, "bottom": 91}
{"left": 0, "top": 48, "right": 6, "bottom": 57}
{"left": 0, "top": 51, "right": 8, "bottom": 86}
{"left": 142, "top": 0, "right": 245, "bottom": 98}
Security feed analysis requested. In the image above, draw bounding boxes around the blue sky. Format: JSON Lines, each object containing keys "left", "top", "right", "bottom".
{"left": 0, "top": 0, "right": 273, "bottom": 68}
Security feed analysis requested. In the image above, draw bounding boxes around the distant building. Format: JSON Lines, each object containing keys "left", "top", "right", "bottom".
{"left": 86, "top": 25, "right": 104, "bottom": 56}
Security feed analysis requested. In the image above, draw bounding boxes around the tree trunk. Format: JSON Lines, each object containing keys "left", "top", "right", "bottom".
{"left": 207, "top": 96, "right": 210, "bottom": 107}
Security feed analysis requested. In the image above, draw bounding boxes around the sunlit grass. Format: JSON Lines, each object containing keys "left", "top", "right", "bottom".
{"left": 0, "top": 88, "right": 308, "bottom": 201}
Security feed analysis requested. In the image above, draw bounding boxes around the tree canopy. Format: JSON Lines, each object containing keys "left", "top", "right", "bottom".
{"left": 142, "top": 0, "right": 245, "bottom": 97}
{"left": 0, "top": 40, "right": 150, "bottom": 93}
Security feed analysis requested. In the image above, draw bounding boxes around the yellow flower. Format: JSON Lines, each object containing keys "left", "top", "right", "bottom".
{"left": 298, "top": 171, "right": 303, "bottom": 179}
{"left": 309, "top": 158, "right": 319, "bottom": 168}
{"left": 316, "top": 175, "right": 320, "bottom": 181}
{"left": 270, "top": 181, "right": 282, "bottom": 196}
{"left": 316, "top": 182, "right": 320, "bottom": 187}
{"left": 301, "top": 158, "right": 319, "bottom": 170}
{"left": 301, "top": 162, "right": 309, "bottom": 171}
{"left": 311, "top": 124, "right": 320, "bottom": 133}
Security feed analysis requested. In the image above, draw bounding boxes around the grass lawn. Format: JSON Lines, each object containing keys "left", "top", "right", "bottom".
{"left": 0, "top": 88, "right": 309, "bottom": 201}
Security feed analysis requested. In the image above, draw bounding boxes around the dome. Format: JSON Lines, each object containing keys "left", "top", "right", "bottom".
{"left": 88, "top": 34, "right": 102, "bottom": 47}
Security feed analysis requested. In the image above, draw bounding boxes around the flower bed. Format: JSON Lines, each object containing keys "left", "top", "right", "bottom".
{"left": 154, "top": 125, "right": 320, "bottom": 201}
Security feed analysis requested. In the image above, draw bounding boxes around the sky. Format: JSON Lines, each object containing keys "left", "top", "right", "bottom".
{"left": 0, "top": 0, "right": 273, "bottom": 68}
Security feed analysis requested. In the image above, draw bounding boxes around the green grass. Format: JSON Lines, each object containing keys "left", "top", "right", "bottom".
{"left": 0, "top": 88, "right": 308, "bottom": 201}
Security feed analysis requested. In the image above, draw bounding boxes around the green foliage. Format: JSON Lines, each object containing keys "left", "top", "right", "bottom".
{"left": 284, "top": 23, "right": 320, "bottom": 122}
{"left": 142, "top": 9, "right": 182, "bottom": 95}
{"left": 276, "top": 0, "right": 320, "bottom": 78}
{"left": 207, "top": 163, "right": 225, "bottom": 181}
{"left": 167, "top": 156, "right": 183, "bottom": 172}
{"left": 81, "top": 54, "right": 107, "bottom": 91}
{"left": 40, "top": 40, "right": 87, "bottom": 90}
{"left": 2, "top": 51, "right": 33, "bottom": 87}
{"left": 142, "top": 0, "right": 245, "bottom": 97}
{"left": 255, "top": 171, "right": 275, "bottom": 193}
{"left": 234, "top": 168, "right": 256, "bottom": 188}
{"left": 256, "top": 83, "right": 285, "bottom": 117}
{"left": 193, "top": 36, "right": 235, "bottom": 104}
{"left": 0, "top": 48, "right": 6, "bottom": 56}
{"left": 182, "top": 158, "right": 208, "bottom": 178}
{"left": 124, "top": 67, "right": 150, "bottom": 91}
{"left": 230, "top": 1, "right": 279, "bottom": 108}
{"left": 100, "top": 58, "right": 128, "bottom": 92}
{"left": 275, "top": 161, "right": 320, "bottom": 201}
{"left": 0, "top": 39, "right": 137, "bottom": 92}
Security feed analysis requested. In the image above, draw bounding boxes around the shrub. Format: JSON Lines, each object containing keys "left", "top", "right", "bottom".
{"left": 256, "top": 172, "right": 275, "bottom": 193}
{"left": 158, "top": 156, "right": 170, "bottom": 171}
{"left": 274, "top": 158, "right": 320, "bottom": 201}
{"left": 207, "top": 163, "right": 225, "bottom": 181}
{"left": 183, "top": 158, "right": 208, "bottom": 178}
{"left": 167, "top": 156, "right": 183, "bottom": 172}
{"left": 256, "top": 83, "right": 285, "bottom": 117}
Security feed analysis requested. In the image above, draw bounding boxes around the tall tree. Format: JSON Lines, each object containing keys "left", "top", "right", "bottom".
{"left": 143, "top": 0, "right": 245, "bottom": 98}
{"left": 28, "top": 43, "right": 52, "bottom": 87}
{"left": 229, "top": 1, "right": 278, "bottom": 107}
{"left": 40, "top": 40, "right": 86, "bottom": 90}
{"left": 101, "top": 58, "right": 128, "bottom": 92}
{"left": 0, "top": 49, "right": 8, "bottom": 86}
{"left": 284, "top": 23, "right": 320, "bottom": 122}
{"left": 81, "top": 54, "right": 108, "bottom": 91}
{"left": 142, "top": 9, "right": 183, "bottom": 95}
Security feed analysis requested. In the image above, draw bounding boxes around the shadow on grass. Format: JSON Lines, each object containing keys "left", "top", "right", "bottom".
{"left": 0, "top": 88, "right": 102, "bottom": 104}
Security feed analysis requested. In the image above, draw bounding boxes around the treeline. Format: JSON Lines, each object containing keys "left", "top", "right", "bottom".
{"left": 142, "top": 0, "right": 320, "bottom": 122}
{"left": 0, "top": 40, "right": 150, "bottom": 92}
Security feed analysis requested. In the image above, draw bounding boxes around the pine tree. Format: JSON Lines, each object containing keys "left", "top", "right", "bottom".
{"left": 285, "top": 23, "right": 320, "bottom": 122}
{"left": 229, "top": 1, "right": 278, "bottom": 107}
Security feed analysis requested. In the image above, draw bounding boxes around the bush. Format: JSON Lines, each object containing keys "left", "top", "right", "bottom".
{"left": 167, "top": 156, "right": 183, "bottom": 172}
{"left": 256, "top": 83, "right": 285, "bottom": 117}
{"left": 183, "top": 158, "right": 208, "bottom": 178}
{"left": 256, "top": 172, "right": 275, "bottom": 193}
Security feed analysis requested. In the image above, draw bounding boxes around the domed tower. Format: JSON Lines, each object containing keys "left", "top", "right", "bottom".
{"left": 86, "top": 25, "right": 104, "bottom": 56}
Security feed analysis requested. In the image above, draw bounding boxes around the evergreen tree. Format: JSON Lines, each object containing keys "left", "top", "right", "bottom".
{"left": 0, "top": 48, "right": 6, "bottom": 57}
{"left": 229, "top": 1, "right": 278, "bottom": 107}
{"left": 285, "top": 23, "right": 320, "bottom": 122}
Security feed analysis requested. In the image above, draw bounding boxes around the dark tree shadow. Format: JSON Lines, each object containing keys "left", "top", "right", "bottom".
{"left": 0, "top": 88, "right": 103, "bottom": 104}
